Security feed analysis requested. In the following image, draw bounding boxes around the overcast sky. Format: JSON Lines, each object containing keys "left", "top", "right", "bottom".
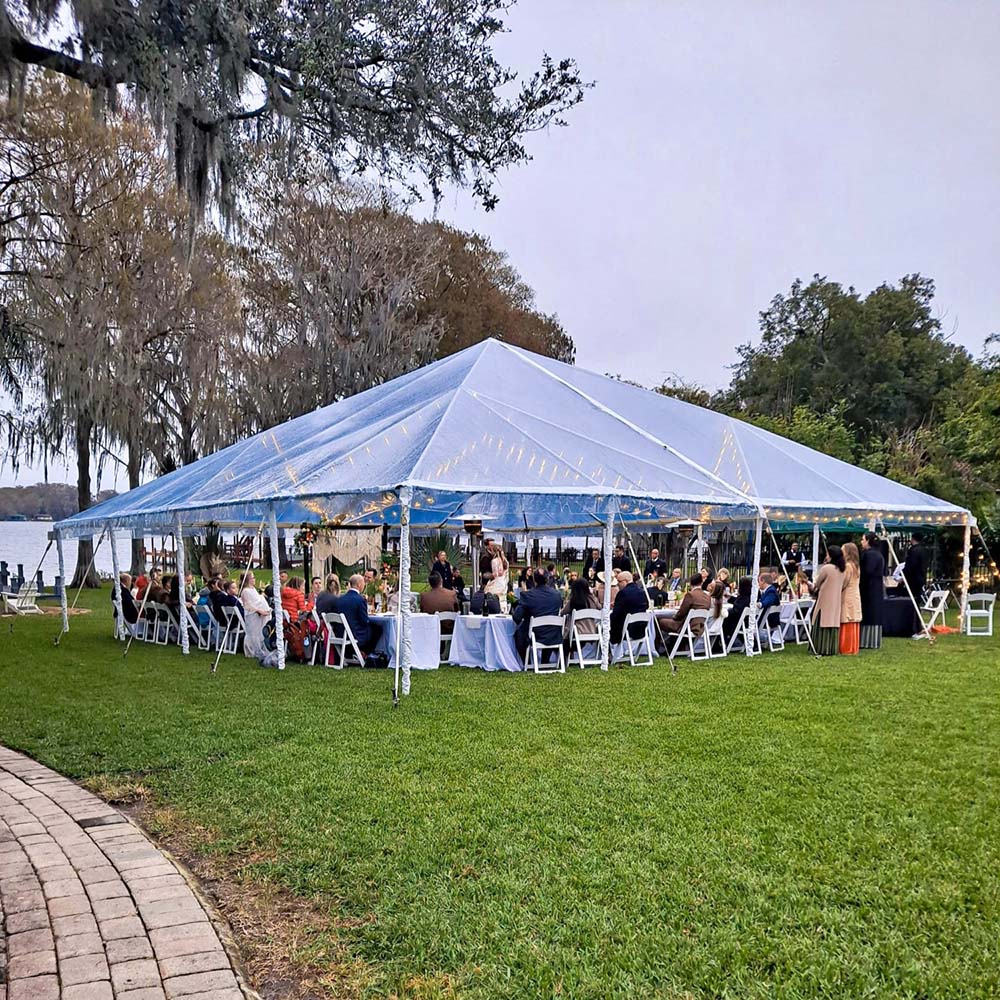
{"left": 4, "top": 0, "right": 999, "bottom": 488}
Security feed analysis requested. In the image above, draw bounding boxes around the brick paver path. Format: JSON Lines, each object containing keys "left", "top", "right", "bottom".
{"left": 0, "top": 747, "right": 247, "bottom": 1000}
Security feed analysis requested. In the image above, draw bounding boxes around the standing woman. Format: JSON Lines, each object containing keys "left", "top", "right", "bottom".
{"left": 839, "top": 543, "right": 862, "bottom": 655}
{"left": 859, "top": 532, "right": 886, "bottom": 649}
{"left": 810, "top": 545, "right": 846, "bottom": 656}
{"left": 486, "top": 541, "right": 510, "bottom": 612}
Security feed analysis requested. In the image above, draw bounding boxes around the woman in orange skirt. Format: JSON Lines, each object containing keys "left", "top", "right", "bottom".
{"left": 839, "top": 542, "right": 862, "bottom": 655}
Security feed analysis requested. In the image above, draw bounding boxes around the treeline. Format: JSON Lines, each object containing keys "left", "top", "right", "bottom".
{"left": 0, "top": 77, "right": 575, "bottom": 581}
{"left": 656, "top": 274, "right": 1000, "bottom": 542}
{"left": 0, "top": 484, "right": 117, "bottom": 520}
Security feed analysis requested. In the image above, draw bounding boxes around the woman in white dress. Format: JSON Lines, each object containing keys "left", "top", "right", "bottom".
{"left": 240, "top": 571, "right": 271, "bottom": 658}
{"left": 485, "top": 541, "right": 510, "bottom": 612}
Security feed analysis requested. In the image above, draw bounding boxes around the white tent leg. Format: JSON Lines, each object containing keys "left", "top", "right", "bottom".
{"left": 696, "top": 523, "right": 705, "bottom": 571}
{"left": 600, "top": 507, "right": 613, "bottom": 671}
{"left": 56, "top": 529, "right": 69, "bottom": 634}
{"left": 812, "top": 522, "right": 821, "bottom": 577}
{"left": 959, "top": 518, "right": 971, "bottom": 633}
{"left": 175, "top": 515, "right": 190, "bottom": 655}
{"left": 399, "top": 487, "right": 413, "bottom": 695}
{"left": 269, "top": 508, "right": 286, "bottom": 670}
{"left": 110, "top": 529, "right": 124, "bottom": 640}
{"left": 747, "top": 515, "right": 764, "bottom": 656}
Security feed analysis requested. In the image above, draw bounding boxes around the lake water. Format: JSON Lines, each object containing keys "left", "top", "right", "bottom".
{"left": 0, "top": 521, "right": 135, "bottom": 580}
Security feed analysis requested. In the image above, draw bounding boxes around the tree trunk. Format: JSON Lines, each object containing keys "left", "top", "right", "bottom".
{"left": 71, "top": 412, "right": 101, "bottom": 588}
{"left": 127, "top": 441, "right": 145, "bottom": 576}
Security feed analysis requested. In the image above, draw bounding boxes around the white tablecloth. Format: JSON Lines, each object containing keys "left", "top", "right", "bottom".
{"left": 371, "top": 613, "right": 442, "bottom": 671}
{"left": 449, "top": 616, "right": 523, "bottom": 672}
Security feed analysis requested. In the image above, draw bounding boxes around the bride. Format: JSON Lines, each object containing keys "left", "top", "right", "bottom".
{"left": 484, "top": 540, "right": 510, "bottom": 612}
{"left": 240, "top": 570, "right": 271, "bottom": 658}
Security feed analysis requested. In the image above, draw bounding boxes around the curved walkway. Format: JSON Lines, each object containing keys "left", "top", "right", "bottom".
{"left": 0, "top": 747, "right": 246, "bottom": 1000}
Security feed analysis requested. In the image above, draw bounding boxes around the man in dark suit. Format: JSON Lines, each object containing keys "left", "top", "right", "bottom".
{"left": 644, "top": 548, "right": 668, "bottom": 580}
{"left": 582, "top": 547, "right": 602, "bottom": 579}
{"left": 512, "top": 569, "right": 562, "bottom": 662}
{"left": 903, "top": 533, "right": 929, "bottom": 637}
{"left": 430, "top": 551, "right": 454, "bottom": 590}
{"left": 609, "top": 572, "right": 649, "bottom": 644}
{"left": 758, "top": 572, "right": 781, "bottom": 630}
{"left": 338, "top": 573, "right": 383, "bottom": 654}
{"left": 611, "top": 545, "right": 632, "bottom": 573}
{"left": 470, "top": 573, "right": 501, "bottom": 615}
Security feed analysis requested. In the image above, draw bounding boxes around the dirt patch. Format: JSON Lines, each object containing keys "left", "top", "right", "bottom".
{"left": 82, "top": 776, "right": 376, "bottom": 1000}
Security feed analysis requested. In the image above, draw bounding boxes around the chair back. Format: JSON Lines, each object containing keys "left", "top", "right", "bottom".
{"left": 923, "top": 589, "right": 949, "bottom": 610}
{"left": 622, "top": 611, "right": 650, "bottom": 640}
{"left": 968, "top": 593, "right": 996, "bottom": 610}
{"left": 437, "top": 610, "right": 459, "bottom": 633}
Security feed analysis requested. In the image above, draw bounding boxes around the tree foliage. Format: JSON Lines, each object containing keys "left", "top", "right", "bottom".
{"left": 0, "top": 0, "right": 587, "bottom": 214}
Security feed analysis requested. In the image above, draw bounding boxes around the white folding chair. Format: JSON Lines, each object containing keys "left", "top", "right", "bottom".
{"left": 309, "top": 608, "right": 325, "bottom": 664}
{"left": 146, "top": 602, "right": 169, "bottom": 645}
{"left": 619, "top": 611, "right": 654, "bottom": 666}
{"left": 725, "top": 606, "right": 761, "bottom": 656}
{"left": 187, "top": 609, "right": 212, "bottom": 650}
{"left": 667, "top": 609, "right": 710, "bottom": 665}
{"left": 783, "top": 599, "right": 814, "bottom": 645}
{"left": 218, "top": 605, "right": 245, "bottom": 654}
{"left": 757, "top": 605, "right": 785, "bottom": 652}
{"left": 964, "top": 593, "right": 995, "bottom": 636}
{"left": 321, "top": 612, "right": 365, "bottom": 669}
{"left": 567, "top": 609, "right": 602, "bottom": 667}
{"left": 2, "top": 583, "right": 43, "bottom": 615}
{"left": 921, "top": 589, "right": 950, "bottom": 630}
{"left": 524, "top": 615, "right": 566, "bottom": 674}
{"left": 437, "top": 611, "right": 459, "bottom": 661}
{"left": 703, "top": 610, "right": 728, "bottom": 659}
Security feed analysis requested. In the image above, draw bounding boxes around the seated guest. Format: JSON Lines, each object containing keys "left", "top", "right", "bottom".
{"left": 666, "top": 567, "right": 683, "bottom": 592}
{"left": 183, "top": 570, "right": 197, "bottom": 602}
{"left": 419, "top": 572, "right": 460, "bottom": 613}
{"left": 512, "top": 569, "right": 562, "bottom": 662}
{"left": 561, "top": 577, "right": 600, "bottom": 646}
{"left": 659, "top": 573, "right": 712, "bottom": 635}
{"left": 545, "top": 563, "right": 558, "bottom": 587}
{"left": 216, "top": 580, "right": 243, "bottom": 625}
{"left": 517, "top": 566, "right": 533, "bottom": 591}
{"left": 281, "top": 576, "right": 307, "bottom": 619}
{"left": 609, "top": 571, "right": 649, "bottom": 644}
{"left": 430, "top": 551, "right": 454, "bottom": 590}
{"left": 758, "top": 572, "right": 781, "bottom": 630}
{"left": 207, "top": 577, "right": 228, "bottom": 624}
{"left": 794, "top": 568, "right": 811, "bottom": 598}
{"left": 582, "top": 547, "right": 602, "bottom": 579}
{"left": 337, "top": 574, "right": 383, "bottom": 655}
{"left": 315, "top": 574, "right": 341, "bottom": 616}
{"left": 699, "top": 567, "right": 711, "bottom": 590}
{"left": 305, "top": 576, "right": 322, "bottom": 612}
{"left": 714, "top": 567, "right": 731, "bottom": 596}
{"left": 453, "top": 574, "right": 468, "bottom": 607}
{"left": 136, "top": 568, "right": 161, "bottom": 601}
{"left": 113, "top": 573, "right": 140, "bottom": 627}
{"left": 644, "top": 548, "right": 668, "bottom": 580}
{"left": 723, "top": 576, "right": 754, "bottom": 644}
{"left": 471, "top": 573, "right": 502, "bottom": 615}
{"left": 146, "top": 573, "right": 171, "bottom": 608}
{"left": 611, "top": 545, "right": 631, "bottom": 573}
{"left": 595, "top": 570, "right": 618, "bottom": 608}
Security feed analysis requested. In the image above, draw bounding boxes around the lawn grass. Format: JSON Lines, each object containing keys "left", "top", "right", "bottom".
{"left": 2, "top": 587, "right": 999, "bottom": 999}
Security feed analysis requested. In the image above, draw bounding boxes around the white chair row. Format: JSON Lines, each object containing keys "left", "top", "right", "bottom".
{"left": 921, "top": 590, "right": 995, "bottom": 636}
{"left": 522, "top": 609, "right": 655, "bottom": 674}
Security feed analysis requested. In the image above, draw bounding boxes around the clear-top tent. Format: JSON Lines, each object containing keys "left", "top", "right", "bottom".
{"left": 57, "top": 338, "right": 968, "bottom": 538}
{"left": 54, "top": 339, "right": 970, "bottom": 687}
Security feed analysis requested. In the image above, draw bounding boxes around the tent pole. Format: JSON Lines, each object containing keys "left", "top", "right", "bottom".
{"left": 812, "top": 522, "right": 820, "bottom": 578}
{"left": 269, "top": 507, "right": 286, "bottom": 671}
{"left": 175, "top": 515, "right": 190, "bottom": 655}
{"left": 398, "top": 487, "right": 413, "bottom": 696}
{"left": 959, "top": 516, "right": 972, "bottom": 633}
{"left": 747, "top": 515, "right": 764, "bottom": 656}
{"left": 600, "top": 502, "right": 615, "bottom": 671}
{"left": 55, "top": 529, "right": 69, "bottom": 636}
{"left": 110, "top": 529, "right": 124, "bottom": 641}
{"left": 696, "top": 523, "right": 705, "bottom": 571}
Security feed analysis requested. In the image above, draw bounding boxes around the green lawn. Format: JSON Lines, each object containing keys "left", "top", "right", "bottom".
{"left": 2, "top": 587, "right": 999, "bottom": 999}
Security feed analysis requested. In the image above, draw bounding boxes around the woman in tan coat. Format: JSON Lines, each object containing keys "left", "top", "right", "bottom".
{"left": 810, "top": 545, "right": 846, "bottom": 656}
{"left": 839, "top": 542, "right": 862, "bottom": 655}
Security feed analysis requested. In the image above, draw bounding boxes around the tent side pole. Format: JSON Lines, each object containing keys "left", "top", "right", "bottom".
{"left": 959, "top": 517, "right": 972, "bottom": 633}
{"left": 175, "top": 515, "right": 190, "bottom": 655}
{"left": 812, "top": 522, "right": 821, "bottom": 578}
{"left": 55, "top": 529, "right": 69, "bottom": 635}
{"left": 399, "top": 487, "right": 413, "bottom": 696}
{"left": 394, "top": 487, "right": 411, "bottom": 704}
{"left": 696, "top": 523, "right": 705, "bottom": 570}
{"left": 747, "top": 515, "right": 764, "bottom": 656}
{"left": 110, "top": 528, "right": 124, "bottom": 641}
{"left": 600, "top": 505, "right": 614, "bottom": 671}
{"left": 269, "top": 508, "right": 286, "bottom": 670}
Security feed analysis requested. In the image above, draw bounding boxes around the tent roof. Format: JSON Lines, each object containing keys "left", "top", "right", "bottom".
{"left": 57, "top": 339, "right": 968, "bottom": 537}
